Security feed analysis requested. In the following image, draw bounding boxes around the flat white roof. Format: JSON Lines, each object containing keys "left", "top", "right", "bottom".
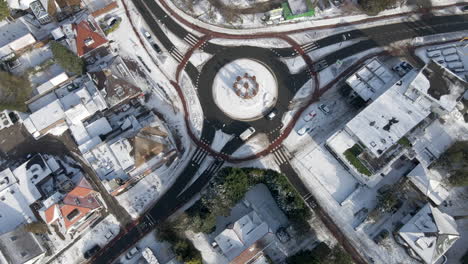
{"left": 0, "top": 169, "right": 17, "bottom": 193}
{"left": 28, "top": 100, "right": 65, "bottom": 132}
{"left": 0, "top": 184, "right": 36, "bottom": 235}
{"left": 36, "top": 73, "right": 69, "bottom": 95}
{"left": 346, "top": 70, "right": 433, "bottom": 157}
{"left": 346, "top": 58, "right": 395, "bottom": 102}
{"left": 12, "top": 155, "right": 52, "bottom": 205}
{"left": 109, "top": 138, "right": 134, "bottom": 171}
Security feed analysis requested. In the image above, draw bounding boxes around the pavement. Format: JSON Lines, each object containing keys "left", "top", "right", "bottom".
{"left": 89, "top": 0, "right": 468, "bottom": 263}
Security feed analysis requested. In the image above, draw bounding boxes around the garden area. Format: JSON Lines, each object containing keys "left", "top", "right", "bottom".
{"left": 343, "top": 144, "right": 372, "bottom": 176}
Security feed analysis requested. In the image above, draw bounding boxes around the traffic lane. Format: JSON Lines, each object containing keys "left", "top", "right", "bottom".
{"left": 196, "top": 46, "right": 300, "bottom": 137}
{"left": 272, "top": 14, "right": 468, "bottom": 58}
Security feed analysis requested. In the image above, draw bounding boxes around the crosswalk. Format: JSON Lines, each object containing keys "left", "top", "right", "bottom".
{"left": 184, "top": 33, "right": 199, "bottom": 46}
{"left": 301, "top": 42, "right": 319, "bottom": 53}
{"left": 169, "top": 46, "right": 184, "bottom": 63}
{"left": 205, "top": 159, "right": 224, "bottom": 176}
{"left": 272, "top": 146, "right": 293, "bottom": 166}
{"left": 192, "top": 148, "right": 208, "bottom": 165}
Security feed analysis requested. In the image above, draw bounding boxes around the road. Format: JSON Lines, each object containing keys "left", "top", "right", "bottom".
{"left": 90, "top": 0, "right": 468, "bottom": 263}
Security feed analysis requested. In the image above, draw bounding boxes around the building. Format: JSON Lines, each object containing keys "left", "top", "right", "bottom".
{"left": 23, "top": 75, "right": 108, "bottom": 139}
{"left": 398, "top": 204, "right": 459, "bottom": 264}
{"left": 345, "top": 58, "right": 395, "bottom": 102}
{"left": 327, "top": 60, "right": 467, "bottom": 184}
{"left": 214, "top": 211, "right": 270, "bottom": 262}
{"left": 0, "top": 226, "right": 46, "bottom": 264}
{"left": 41, "top": 177, "right": 103, "bottom": 234}
{"left": 0, "top": 20, "right": 37, "bottom": 61}
{"left": 57, "top": 12, "right": 108, "bottom": 58}
{"left": 88, "top": 56, "right": 143, "bottom": 108}
{"left": 407, "top": 164, "right": 449, "bottom": 206}
{"left": 282, "top": 0, "right": 314, "bottom": 20}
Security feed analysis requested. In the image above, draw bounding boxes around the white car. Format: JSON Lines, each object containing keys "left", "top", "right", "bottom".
{"left": 303, "top": 110, "right": 317, "bottom": 122}
{"left": 125, "top": 247, "right": 139, "bottom": 259}
{"left": 144, "top": 31, "right": 152, "bottom": 39}
{"left": 297, "top": 125, "right": 313, "bottom": 136}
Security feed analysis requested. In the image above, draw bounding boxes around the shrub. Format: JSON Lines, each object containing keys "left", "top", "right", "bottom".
{"left": 50, "top": 41, "right": 84, "bottom": 75}
{"left": 358, "top": 0, "right": 398, "bottom": 15}
{"left": 0, "top": 0, "right": 9, "bottom": 21}
{"left": 0, "top": 71, "right": 31, "bottom": 112}
{"left": 343, "top": 145, "right": 371, "bottom": 176}
{"left": 397, "top": 136, "right": 412, "bottom": 148}
{"left": 103, "top": 19, "right": 121, "bottom": 35}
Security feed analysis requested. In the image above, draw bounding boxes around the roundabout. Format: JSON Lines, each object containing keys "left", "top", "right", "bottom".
{"left": 212, "top": 59, "right": 278, "bottom": 121}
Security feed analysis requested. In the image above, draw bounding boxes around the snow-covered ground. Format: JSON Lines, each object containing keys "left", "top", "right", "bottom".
{"left": 166, "top": 0, "right": 465, "bottom": 32}
{"left": 49, "top": 215, "right": 121, "bottom": 264}
{"left": 231, "top": 133, "right": 270, "bottom": 158}
{"left": 209, "top": 37, "right": 290, "bottom": 49}
{"left": 113, "top": 230, "right": 179, "bottom": 264}
{"left": 212, "top": 58, "right": 277, "bottom": 121}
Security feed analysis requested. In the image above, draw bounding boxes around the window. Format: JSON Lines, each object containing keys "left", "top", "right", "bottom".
{"left": 20, "top": 252, "right": 28, "bottom": 257}
{"left": 10, "top": 236, "right": 17, "bottom": 241}
{"left": 66, "top": 209, "right": 80, "bottom": 221}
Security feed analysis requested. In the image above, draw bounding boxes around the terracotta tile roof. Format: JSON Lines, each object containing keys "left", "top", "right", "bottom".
{"left": 72, "top": 19, "right": 108, "bottom": 57}
{"left": 60, "top": 204, "right": 92, "bottom": 229}
{"left": 67, "top": 178, "right": 94, "bottom": 197}
{"left": 44, "top": 204, "right": 59, "bottom": 224}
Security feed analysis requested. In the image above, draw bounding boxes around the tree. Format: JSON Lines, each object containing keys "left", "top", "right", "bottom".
{"left": 0, "top": 0, "right": 9, "bottom": 21}
{"left": 0, "top": 71, "right": 31, "bottom": 111}
{"left": 376, "top": 191, "right": 398, "bottom": 212}
{"left": 24, "top": 222, "right": 49, "bottom": 234}
{"left": 286, "top": 250, "right": 320, "bottom": 264}
{"left": 50, "top": 41, "right": 84, "bottom": 75}
{"left": 358, "top": 0, "right": 398, "bottom": 15}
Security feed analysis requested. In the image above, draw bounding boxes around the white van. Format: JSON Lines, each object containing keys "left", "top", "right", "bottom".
{"left": 442, "top": 48, "right": 457, "bottom": 56}
{"left": 448, "top": 62, "right": 463, "bottom": 69}
{"left": 445, "top": 54, "right": 460, "bottom": 62}
{"left": 240, "top": 127, "right": 256, "bottom": 141}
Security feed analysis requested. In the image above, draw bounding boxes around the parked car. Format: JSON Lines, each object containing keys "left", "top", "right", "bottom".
{"left": 266, "top": 108, "right": 277, "bottom": 120}
{"left": 318, "top": 104, "right": 330, "bottom": 114}
{"left": 303, "top": 110, "right": 317, "bottom": 122}
{"left": 400, "top": 61, "right": 413, "bottom": 71}
{"left": 461, "top": 5, "right": 468, "bottom": 11}
{"left": 373, "top": 229, "right": 389, "bottom": 244}
{"left": 84, "top": 245, "right": 101, "bottom": 259}
{"left": 144, "top": 31, "right": 152, "bottom": 39}
{"left": 125, "top": 247, "right": 140, "bottom": 259}
{"left": 297, "top": 125, "right": 313, "bottom": 135}
{"left": 152, "top": 43, "right": 162, "bottom": 54}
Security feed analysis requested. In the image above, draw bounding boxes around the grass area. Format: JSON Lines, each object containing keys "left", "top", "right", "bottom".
{"left": 103, "top": 19, "right": 122, "bottom": 35}
{"left": 0, "top": 71, "right": 31, "bottom": 112}
{"left": 282, "top": 0, "right": 315, "bottom": 20}
{"left": 357, "top": 0, "right": 398, "bottom": 15}
{"left": 343, "top": 144, "right": 372, "bottom": 176}
{"left": 397, "top": 136, "right": 412, "bottom": 148}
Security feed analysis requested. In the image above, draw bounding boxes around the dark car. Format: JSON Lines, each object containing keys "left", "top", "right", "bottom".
{"left": 373, "top": 229, "right": 389, "bottom": 244}
{"left": 152, "top": 43, "right": 162, "bottom": 54}
{"left": 84, "top": 245, "right": 101, "bottom": 259}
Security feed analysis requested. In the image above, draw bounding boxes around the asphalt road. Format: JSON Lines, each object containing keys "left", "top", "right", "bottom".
{"left": 91, "top": 0, "right": 468, "bottom": 262}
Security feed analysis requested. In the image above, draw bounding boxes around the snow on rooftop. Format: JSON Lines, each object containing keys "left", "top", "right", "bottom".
{"left": 36, "top": 72, "right": 69, "bottom": 95}
{"left": 85, "top": 117, "right": 112, "bottom": 138}
{"left": 214, "top": 211, "right": 269, "bottom": 261}
{"left": 407, "top": 164, "right": 449, "bottom": 206}
{"left": 0, "top": 169, "right": 16, "bottom": 193}
{"left": 12, "top": 155, "right": 53, "bottom": 205}
{"left": 84, "top": 143, "right": 121, "bottom": 179}
{"left": 346, "top": 70, "right": 432, "bottom": 158}
{"left": 399, "top": 204, "right": 459, "bottom": 264}
{"left": 0, "top": 184, "right": 36, "bottom": 235}
{"left": 346, "top": 58, "right": 395, "bottom": 101}
{"left": 108, "top": 138, "right": 134, "bottom": 171}
{"left": 28, "top": 100, "right": 65, "bottom": 133}
{"left": 287, "top": 0, "right": 308, "bottom": 15}
{"left": 0, "top": 19, "right": 35, "bottom": 57}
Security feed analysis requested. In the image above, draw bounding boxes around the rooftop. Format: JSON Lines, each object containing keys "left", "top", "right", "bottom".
{"left": 398, "top": 204, "right": 459, "bottom": 264}
{"left": 287, "top": 0, "right": 308, "bottom": 15}
{"left": 72, "top": 16, "right": 108, "bottom": 57}
{"left": 346, "top": 58, "right": 395, "bottom": 102}
{"left": 407, "top": 164, "right": 449, "bottom": 206}
{"left": 0, "top": 227, "right": 45, "bottom": 264}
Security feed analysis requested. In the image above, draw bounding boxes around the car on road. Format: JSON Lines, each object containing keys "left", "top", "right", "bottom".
{"left": 297, "top": 125, "right": 313, "bottom": 136}
{"left": 266, "top": 109, "right": 277, "bottom": 120}
{"left": 318, "top": 104, "right": 330, "bottom": 115}
{"left": 144, "top": 31, "right": 152, "bottom": 39}
{"left": 152, "top": 43, "right": 162, "bottom": 54}
{"left": 303, "top": 110, "right": 317, "bottom": 122}
{"left": 84, "top": 245, "right": 101, "bottom": 259}
{"left": 240, "top": 127, "right": 256, "bottom": 141}
{"left": 461, "top": 5, "right": 468, "bottom": 11}
{"left": 125, "top": 247, "right": 140, "bottom": 259}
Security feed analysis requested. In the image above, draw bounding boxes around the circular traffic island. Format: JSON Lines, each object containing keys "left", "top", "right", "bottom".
{"left": 212, "top": 59, "right": 278, "bottom": 121}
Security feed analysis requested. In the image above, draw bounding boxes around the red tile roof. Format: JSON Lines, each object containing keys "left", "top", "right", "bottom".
{"left": 44, "top": 204, "right": 59, "bottom": 224}
{"left": 73, "top": 18, "right": 108, "bottom": 57}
